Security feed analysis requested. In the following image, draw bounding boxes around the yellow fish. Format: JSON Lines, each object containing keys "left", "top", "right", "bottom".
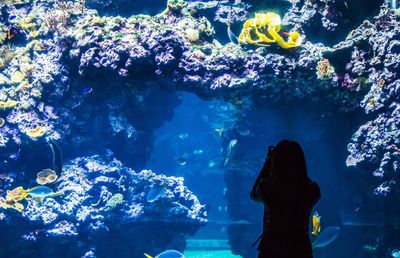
{"left": 312, "top": 211, "right": 321, "bottom": 236}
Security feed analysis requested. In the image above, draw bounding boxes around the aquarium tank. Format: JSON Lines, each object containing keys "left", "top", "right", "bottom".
{"left": 0, "top": 0, "right": 399, "bottom": 257}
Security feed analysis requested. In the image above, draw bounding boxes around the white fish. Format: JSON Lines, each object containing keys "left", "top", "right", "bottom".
{"left": 224, "top": 139, "right": 238, "bottom": 166}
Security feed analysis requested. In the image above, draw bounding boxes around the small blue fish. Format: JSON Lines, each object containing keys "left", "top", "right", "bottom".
{"left": 8, "top": 15, "right": 17, "bottom": 21}
{"left": 312, "top": 226, "right": 340, "bottom": 248}
{"left": 27, "top": 186, "right": 64, "bottom": 203}
{"left": 9, "top": 149, "right": 20, "bottom": 161}
{"left": 227, "top": 24, "right": 239, "bottom": 45}
{"left": 81, "top": 87, "right": 93, "bottom": 94}
{"left": 177, "top": 157, "right": 187, "bottom": 166}
{"left": 144, "top": 249, "right": 184, "bottom": 258}
{"left": 147, "top": 185, "right": 166, "bottom": 203}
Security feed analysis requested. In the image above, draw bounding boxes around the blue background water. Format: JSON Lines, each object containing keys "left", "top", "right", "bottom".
{"left": 147, "top": 92, "right": 367, "bottom": 257}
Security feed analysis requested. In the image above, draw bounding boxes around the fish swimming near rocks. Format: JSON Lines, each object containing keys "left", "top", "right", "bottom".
{"left": 177, "top": 156, "right": 187, "bottom": 166}
{"left": 312, "top": 211, "right": 321, "bottom": 235}
{"left": 26, "top": 186, "right": 64, "bottom": 204}
{"left": 81, "top": 87, "right": 93, "bottom": 95}
{"left": 48, "top": 138, "right": 62, "bottom": 175}
{"left": 147, "top": 184, "right": 167, "bottom": 203}
{"left": 144, "top": 249, "right": 184, "bottom": 258}
{"left": 227, "top": 22, "right": 239, "bottom": 45}
{"left": 224, "top": 139, "right": 238, "bottom": 166}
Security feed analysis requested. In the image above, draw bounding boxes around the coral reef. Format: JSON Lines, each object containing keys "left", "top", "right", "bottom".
{"left": 0, "top": 0, "right": 399, "bottom": 257}
{"left": 342, "top": 7, "right": 400, "bottom": 201}
{"left": 0, "top": 154, "right": 206, "bottom": 257}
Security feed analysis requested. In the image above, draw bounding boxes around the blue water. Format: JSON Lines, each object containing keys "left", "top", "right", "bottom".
{"left": 150, "top": 92, "right": 364, "bottom": 257}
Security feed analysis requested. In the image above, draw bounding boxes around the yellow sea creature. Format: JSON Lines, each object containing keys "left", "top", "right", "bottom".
{"left": 6, "top": 186, "right": 29, "bottom": 202}
{"left": 0, "top": 118, "right": 5, "bottom": 127}
{"left": 26, "top": 126, "right": 47, "bottom": 138}
{"left": 238, "top": 12, "right": 303, "bottom": 49}
{"left": 36, "top": 169, "right": 58, "bottom": 185}
{"left": 0, "top": 200, "right": 24, "bottom": 212}
{"left": 10, "top": 71, "right": 25, "bottom": 84}
{"left": 368, "top": 98, "right": 375, "bottom": 109}
{"left": 0, "top": 100, "right": 18, "bottom": 109}
{"left": 312, "top": 211, "right": 321, "bottom": 236}
{"left": 13, "top": 202, "right": 24, "bottom": 212}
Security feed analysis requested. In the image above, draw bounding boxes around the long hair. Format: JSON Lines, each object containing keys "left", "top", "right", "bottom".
{"left": 271, "top": 140, "right": 309, "bottom": 183}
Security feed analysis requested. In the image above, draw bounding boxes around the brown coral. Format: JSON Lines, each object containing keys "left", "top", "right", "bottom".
{"left": 36, "top": 169, "right": 58, "bottom": 185}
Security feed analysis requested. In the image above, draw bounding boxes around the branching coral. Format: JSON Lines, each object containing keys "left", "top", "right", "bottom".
{"left": 42, "top": 1, "right": 86, "bottom": 34}
{"left": 238, "top": 12, "right": 303, "bottom": 49}
{"left": 162, "top": 0, "right": 188, "bottom": 15}
{"left": 16, "top": 16, "right": 39, "bottom": 39}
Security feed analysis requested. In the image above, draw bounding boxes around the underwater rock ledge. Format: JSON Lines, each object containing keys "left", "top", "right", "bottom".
{"left": 0, "top": 154, "right": 207, "bottom": 258}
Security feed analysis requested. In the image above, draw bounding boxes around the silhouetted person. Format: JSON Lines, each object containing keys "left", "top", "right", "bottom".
{"left": 250, "top": 140, "right": 320, "bottom": 258}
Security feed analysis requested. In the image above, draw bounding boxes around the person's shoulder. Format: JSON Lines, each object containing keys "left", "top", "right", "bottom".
{"left": 259, "top": 177, "right": 275, "bottom": 187}
{"left": 307, "top": 180, "right": 321, "bottom": 195}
